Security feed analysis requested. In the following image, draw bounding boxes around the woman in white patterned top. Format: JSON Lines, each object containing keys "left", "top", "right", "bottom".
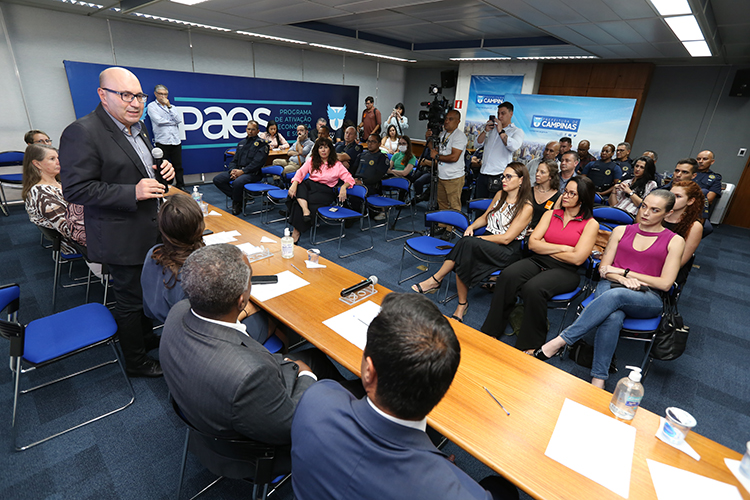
{"left": 412, "top": 162, "right": 533, "bottom": 322}
{"left": 22, "top": 144, "right": 85, "bottom": 254}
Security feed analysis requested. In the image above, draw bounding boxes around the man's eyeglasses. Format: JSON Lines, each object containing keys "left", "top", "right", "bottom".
{"left": 34, "top": 138, "right": 52, "bottom": 145}
{"left": 102, "top": 88, "right": 148, "bottom": 103}
{"left": 562, "top": 190, "right": 579, "bottom": 197}
{"left": 366, "top": 139, "right": 379, "bottom": 144}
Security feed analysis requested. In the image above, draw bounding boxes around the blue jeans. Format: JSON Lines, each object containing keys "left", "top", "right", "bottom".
{"left": 560, "top": 281, "right": 662, "bottom": 380}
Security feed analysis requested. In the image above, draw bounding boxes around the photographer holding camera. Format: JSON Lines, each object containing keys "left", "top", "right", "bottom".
{"left": 430, "top": 109, "right": 467, "bottom": 220}
{"left": 475, "top": 102, "right": 524, "bottom": 199}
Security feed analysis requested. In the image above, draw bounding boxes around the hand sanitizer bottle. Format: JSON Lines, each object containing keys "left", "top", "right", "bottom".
{"left": 609, "top": 366, "right": 644, "bottom": 420}
{"left": 281, "top": 228, "right": 294, "bottom": 259}
{"left": 192, "top": 186, "right": 202, "bottom": 204}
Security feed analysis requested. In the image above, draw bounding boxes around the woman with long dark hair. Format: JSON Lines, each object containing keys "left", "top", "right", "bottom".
{"left": 259, "top": 120, "right": 289, "bottom": 150}
{"left": 287, "top": 136, "right": 355, "bottom": 243}
{"left": 610, "top": 156, "right": 657, "bottom": 215}
{"left": 481, "top": 176, "right": 599, "bottom": 351}
{"left": 386, "top": 135, "right": 416, "bottom": 178}
{"left": 535, "top": 190, "right": 685, "bottom": 388}
{"left": 412, "top": 162, "right": 533, "bottom": 322}
{"left": 530, "top": 159, "right": 562, "bottom": 229}
{"left": 380, "top": 124, "right": 400, "bottom": 155}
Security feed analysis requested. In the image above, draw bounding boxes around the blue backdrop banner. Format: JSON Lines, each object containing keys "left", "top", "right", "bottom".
{"left": 63, "top": 61, "right": 359, "bottom": 175}
{"left": 464, "top": 75, "right": 524, "bottom": 144}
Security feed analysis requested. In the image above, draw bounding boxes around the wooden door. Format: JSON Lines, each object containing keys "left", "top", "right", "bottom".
{"left": 722, "top": 155, "right": 750, "bottom": 228}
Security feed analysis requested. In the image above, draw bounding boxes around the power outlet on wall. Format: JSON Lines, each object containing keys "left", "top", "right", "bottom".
{"left": 739, "top": 148, "right": 747, "bottom": 157}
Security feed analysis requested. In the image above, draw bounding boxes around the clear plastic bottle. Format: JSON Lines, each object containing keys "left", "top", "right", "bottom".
{"left": 281, "top": 228, "right": 294, "bottom": 259}
{"left": 609, "top": 366, "right": 644, "bottom": 420}
{"left": 192, "top": 186, "right": 202, "bottom": 204}
{"left": 739, "top": 441, "right": 750, "bottom": 479}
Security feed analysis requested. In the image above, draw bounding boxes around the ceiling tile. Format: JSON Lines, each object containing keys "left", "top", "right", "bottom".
{"left": 568, "top": 23, "right": 620, "bottom": 45}
{"left": 519, "top": 0, "right": 589, "bottom": 24}
{"left": 596, "top": 20, "right": 647, "bottom": 44}
{"left": 483, "top": 0, "right": 559, "bottom": 26}
{"left": 559, "top": 0, "right": 621, "bottom": 23}
{"left": 578, "top": 45, "right": 623, "bottom": 59}
{"left": 649, "top": 41, "right": 690, "bottom": 58}
{"left": 393, "top": 0, "right": 503, "bottom": 22}
{"left": 718, "top": 25, "right": 750, "bottom": 44}
{"left": 710, "top": 0, "right": 750, "bottom": 26}
{"left": 598, "top": 0, "right": 658, "bottom": 20}
{"left": 626, "top": 18, "right": 676, "bottom": 44}
{"left": 224, "top": 2, "right": 347, "bottom": 24}
{"left": 542, "top": 24, "right": 598, "bottom": 46}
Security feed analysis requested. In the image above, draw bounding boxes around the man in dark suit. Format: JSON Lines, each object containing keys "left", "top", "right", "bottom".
{"left": 212, "top": 120, "right": 269, "bottom": 215}
{"left": 161, "top": 244, "right": 344, "bottom": 446}
{"left": 291, "top": 293, "right": 519, "bottom": 500}
{"left": 60, "top": 67, "right": 174, "bottom": 377}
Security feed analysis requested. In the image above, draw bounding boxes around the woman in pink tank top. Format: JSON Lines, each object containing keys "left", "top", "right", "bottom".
{"left": 480, "top": 177, "right": 599, "bottom": 352}
{"left": 534, "top": 190, "right": 685, "bottom": 389}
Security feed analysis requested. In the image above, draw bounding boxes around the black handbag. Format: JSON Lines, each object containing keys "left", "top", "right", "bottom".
{"left": 650, "top": 294, "right": 689, "bottom": 361}
{"left": 568, "top": 339, "right": 618, "bottom": 374}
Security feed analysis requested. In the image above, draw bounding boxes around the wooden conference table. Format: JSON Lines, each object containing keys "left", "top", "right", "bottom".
{"left": 196, "top": 195, "right": 747, "bottom": 500}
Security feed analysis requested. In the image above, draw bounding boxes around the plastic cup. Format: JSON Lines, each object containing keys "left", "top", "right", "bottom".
{"left": 739, "top": 441, "right": 750, "bottom": 479}
{"left": 307, "top": 248, "right": 320, "bottom": 263}
{"left": 662, "top": 407, "right": 697, "bottom": 444}
{"left": 200, "top": 201, "right": 208, "bottom": 216}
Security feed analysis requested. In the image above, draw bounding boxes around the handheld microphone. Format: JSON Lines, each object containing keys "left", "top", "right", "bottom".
{"left": 151, "top": 147, "right": 170, "bottom": 192}
{"left": 340, "top": 275, "right": 378, "bottom": 297}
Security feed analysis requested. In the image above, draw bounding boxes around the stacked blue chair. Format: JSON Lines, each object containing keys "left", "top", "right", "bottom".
{"left": 0, "top": 151, "right": 24, "bottom": 216}
{"left": 0, "top": 286, "right": 135, "bottom": 450}
{"left": 366, "top": 177, "right": 416, "bottom": 241}
{"left": 312, "top": 185, "right": 373, "bottom": 258}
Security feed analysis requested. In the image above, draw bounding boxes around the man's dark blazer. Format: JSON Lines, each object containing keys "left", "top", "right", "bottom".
{"left": 291, "top": 380, "right": 494, "bottom": 500}
{"left": 161, "top": 299, "right": 314, "bottom": 445}
{"left": 59, "top": 103, "right": 159, "bottom": 266}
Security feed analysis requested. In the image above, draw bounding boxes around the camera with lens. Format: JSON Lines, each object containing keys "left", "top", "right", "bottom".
{"left": 419, "top": 84, "right": 451, "bottom": 137}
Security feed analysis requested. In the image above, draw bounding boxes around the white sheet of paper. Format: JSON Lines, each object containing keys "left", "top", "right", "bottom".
{"left": 260, "top": 236, "right": 276, "bottom": 243}
{"left": 207, "top": 210, "right": 222, "bottom": 216}
{"left": 545, "top": 398, "right": 636, "bottom": 498}
{"left": 322, "top": 300, "right": 382, "bottom": 350}
{"left": 250, "top": 270, "right": 309, "bottom": 302}
{"left": 647, "top": 459, "right": 742, "bottom": 500}
{"left": 655, "top": 417, "right": 701, "bottom": 461}
{"left": 225, "top": 230, "right": 241, "bottom": 237}
{"left": 203, "top": 231, "right": 237, "bottom": 245}
{"left": 304, "top": 260, "right": 326, "bottom": 269}
{"left": 725, "top": 459, "right": 750, "bottom": 494}
{"left": 236, "top": 242, "right": 264, "bottom": 255}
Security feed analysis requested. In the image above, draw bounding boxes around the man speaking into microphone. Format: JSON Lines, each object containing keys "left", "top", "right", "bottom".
{"left": 60, "top": 66, "right": 174, "bottom": 378}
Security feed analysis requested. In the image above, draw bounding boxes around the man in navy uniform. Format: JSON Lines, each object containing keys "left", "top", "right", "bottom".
{"left": 213, "top": 120, "right": 269, "bottom": 215}
{"left": 580, "top": 143, "right": 621, "bottom": 197}
{"left": 614, "top": 142, "right": 634, "bottom": 180}
{"left": 355, "top": 133, "right": 389, "bottom": 196}
{"left": 694, "top": 150, "right": 722, "bottom": 217}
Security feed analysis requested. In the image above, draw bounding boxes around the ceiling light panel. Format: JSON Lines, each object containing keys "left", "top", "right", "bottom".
{"left": 649, "top": 0, "right": 692, "bottom": 16}
{"left": 664, "top": 15, "right": 704, "bottom": 41}
{"left": 682, "top": 40, "right": 712, "bottom": 57}
{"left": 171, "top": 0, "right": 211, "bottom": 5}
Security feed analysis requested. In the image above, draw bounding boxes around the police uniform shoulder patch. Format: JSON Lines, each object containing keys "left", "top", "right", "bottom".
{"left": 605, "top": 169, "right": 611, "bottom": 176}
{"left": 709, "top": 174, "right": 715, "bottom": 179}
{"left": 369, "top": 160, "right": 374, "bottom": 165}
{"left": 254, "top": 141, "right": 260, "bottom": 147}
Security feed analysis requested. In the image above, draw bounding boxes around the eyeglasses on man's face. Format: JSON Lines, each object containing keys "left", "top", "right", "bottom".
{"left": 34, "top": 138, "right": 52, "bottom": 145}
{"left": 102, "top": 88, "right": 148, "bottom": 103}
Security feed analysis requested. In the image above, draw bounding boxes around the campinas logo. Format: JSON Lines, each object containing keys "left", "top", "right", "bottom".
{"left": 476, "top": 95, "right": 505, "bottom": 105}
{"left": 530, "top": 115, "right": 581, "bottom": 132}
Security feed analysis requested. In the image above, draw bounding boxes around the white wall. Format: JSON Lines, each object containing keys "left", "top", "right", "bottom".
{"left": 0, "top": 2, "right": 406, "bottom": 153}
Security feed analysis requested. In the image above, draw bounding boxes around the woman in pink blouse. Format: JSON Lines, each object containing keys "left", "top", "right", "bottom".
{"left": 287, "top": 136, "right": 354, "bottom": 243}
{"left": 259, "top": 120, "right": 290, "bottom": 150}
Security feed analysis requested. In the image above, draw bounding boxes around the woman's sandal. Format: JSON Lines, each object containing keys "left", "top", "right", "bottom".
{"left": 532, "top": 345, "right": 562, "bottom": 361}
{"left": 451, "top": 301, "right": 469, "bottom": 323}
{"left": 412, "top": 275, "right": 441, "bottom": 294}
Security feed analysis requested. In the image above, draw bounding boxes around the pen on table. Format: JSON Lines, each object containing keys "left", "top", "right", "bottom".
{"left": 291, "top": 263, "right": 303, "bottom": 274}
{"left": 483, "top": 386, "right": 510, "bottom": 416}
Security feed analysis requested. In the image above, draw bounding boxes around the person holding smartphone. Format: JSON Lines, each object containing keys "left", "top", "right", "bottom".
{"left": 475, "top": 102, "right": 525, "bottom": 199}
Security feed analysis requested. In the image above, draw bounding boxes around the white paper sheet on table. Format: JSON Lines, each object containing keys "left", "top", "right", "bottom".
{"left": 322, "top": 300, "right": 382, "bottom": 350}
{"left": 207, "top": 210, "right": 222, "bottom": 216}
{"left": 203, "top": 231, "right": 238, "bottom": 245}
{"left": 655, "top": 417, "right": 701, "bottom": 461}
{"left": 304, "top": 260, "right": 326, "bottom": 269}
{"left": 260, "top": 236, "right": 276, "bottom": 243}
{"left": 236, "top": 242, "right": 264, "bottom": 255}
{"left": 545, "top": 398, "right": 636, "bottom": 498}
{"left": 250, "top": 270, "right": 309, "bottom": 302}
{"left": 725, "top": 458, "right": 750, "bottom": 494}
{"left": 647, "top": 459, "right": 743, "bottom": 500}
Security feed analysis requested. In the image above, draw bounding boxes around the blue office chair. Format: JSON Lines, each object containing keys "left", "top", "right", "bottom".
{"left": 0, "top": 151, "right": 24, "bottom": 216}
{"left": 0, "top": 282, "right": 20, "bottom": 322}
{"left": 312, "top": 185, "right": 374, "bottom": 258}
{"left": 223, "top": 148, "right": 236, "bottom": 170}
{"left": 547, "top": 257, "right": 597, "bottom": 336}
{"left": 593, "top": 206, "right": 634, "bottom": 227}
{"left": 593, "top": 193, "right": 605, "bottom": 205}
{"left": 37, "top": 226, "right": 84, "bottom": 313}
{"left": 0, "top": 292, "right": 135, "bottom": 451}
{"left": 171, "top": 397, "right": 289, "bottom": 500}
{"left": 243, "top": 166, "right": 284, "bottom": 217}
{"left": 398, "top": 210, "right": 470, "bottom": 292}
{"left": 366, "top": 177, "right": 416, "bottom": 241}
{"left": 467, "top": 198, "right": 493, "bottom": 222}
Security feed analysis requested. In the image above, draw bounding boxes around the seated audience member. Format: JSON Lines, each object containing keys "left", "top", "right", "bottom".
{"left": 213, "top": 120, "right": 269, "bottom": 215}
{"left": 530, "top": 159, "right": 562, "bottom": 229}
{"left": 161, "top": 243, "right": 351, "bottom": 448}
{"left": 355, "top": 133, "right": 390, "bottom": 196}
{"left": 534, "top": 190, "right": 684, "bottom": 389}
{"left": 141, "top": 196, "right": 282, "bottom": 344}
{"left": 291, "top": 293, "right": 519, "bottom": 500}
{"left": 525, "top": 141, "right": 559, "bottom": 180}
{"left": 558, "top": 151, "right": 579, "bottom": 193}
{"left": 386, "top": 135, "right": 417, "bottom": 179}
{"left": 333, "top": 118, "right": 355, "bottom": 143}
{"left": 413, "top": 129, "right": 437, "bottom": 202}
{"left": 661, "top": 158, "right": 698, "bottom": 190}
{"left": 609, "top": 156, "right": 657, "bottom": 216}
{"left": 614, "top": 142, "right": 634, "bottom": 179}
{"left": 576, "top": 140, "right": 595, "bottom": 174}
{"left": 663, "top": 180, "right": 705, "bottom": 284}
{"left": 335, "top": 125, "right": 362, "bottom": 174}
{"left": 287, "top": 136, "right": 354, "bottom": 244}
{"left": 258, "top": 120, "right": 289, "bottom": 150}
{"left": 22, "top": 144, "right": 85, "bottom": 253}
{"left": 481, "top": 177, "right": 598, "bottom": 351}
{"left": 468, "top": 146, "right": 484, "bottom": 177}
{"left": 382, "top": 102, "right": 408, "bottom": 136}
{"left": 642, "top": 150, "right": 658, "bottom": 164}
{"left": 556, "top": 136, "right": 572, "bottom": 161}
{"left": 412, "top": 162, "right": 533, "bottom": 322}
{"left": 581, "top": 143, "right": 621, "bottom": 196}
{"left": 24, "top": 129, "right": 52, "bottom": 146}
{"left": 694, "top": 150, "right": 722, "bottom": 215}
{"left": 380, "top": 124, "right": 400, "bottom": 155}
{"left": 308, "top": 117, "right": 328, "bottom": 142}
{"left": 274, "top": 125, "right": 314, "bottom": 174}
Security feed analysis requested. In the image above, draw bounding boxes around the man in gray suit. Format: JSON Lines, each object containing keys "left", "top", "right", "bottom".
{"left": 161, "top": 244, "right": 341, "bottom": 445}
